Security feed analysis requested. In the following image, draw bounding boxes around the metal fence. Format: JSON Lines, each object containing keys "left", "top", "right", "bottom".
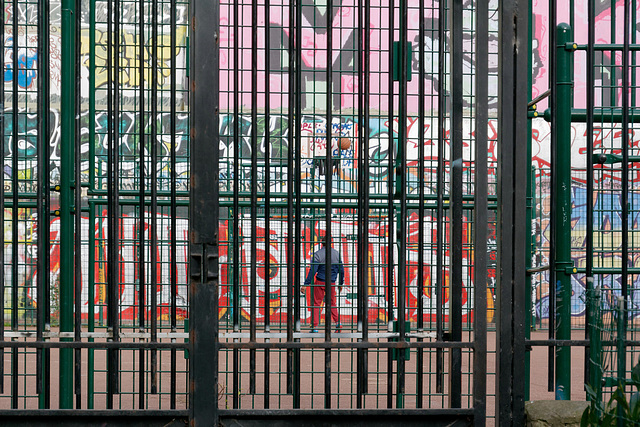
{"left": 0, "top": 0, "right": 191, "bottom": 423}
{"left": 192, "top": 0, "right": 529, "bottom": 425}
{"left": 0, "top": 0, "right": 532, "bottom": 425}
{"left": 526, "top": 0, "right": 640, "bottom": 415}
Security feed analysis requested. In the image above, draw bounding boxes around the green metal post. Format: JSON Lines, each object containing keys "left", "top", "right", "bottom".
{"left": 89, "top": 0, "right": 96, "bottom": 190}
{"left": 616, "top": 296, "right": 625, "bottom": 425}
{"left": 87, "top": 0, "right": 96, "bottom": 404}
{"left": 88, "top": 202, "right": 95, "bottom": 408}
{"left": 59, "top": 0, "right": 77, "bottom": 409}
{"left": 87, "top": 0, "right": 96, "bottom": 405}
{"left": 554, "top": 23, "right": 574, "bottom": 401}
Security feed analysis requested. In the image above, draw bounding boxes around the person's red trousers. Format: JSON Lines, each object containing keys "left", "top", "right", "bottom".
{"left": 311, "top": 278, "right": 339, "bottom": 327}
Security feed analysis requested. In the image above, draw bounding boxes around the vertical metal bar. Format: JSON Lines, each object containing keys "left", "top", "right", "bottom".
{"left": 232, "top": 0, "right": 240, "bottom": 409}
{"left": 474, "top": 0, "right": 489, "bottom": 422}
{"left": 616, "top": 296, "right": 625, "bottom": 421}
{"left": 633, "top": 0, "right": 637, "bottom": 108}
{"left": 88, "top": 203, "right": 95, "bottom": 409}
{"left": 554, "top": 24, "right": 573, "bottom": 400}
{"left": 547, "top": 0, "right": 557, "bottom": 393}
{"left": 497, "top": 4, "right": 516, "bottom": 422}
{"left": 150, "top": 0, "right": 159, "bottom": 396}
{"left": 435, "top": 0, "right": 446, "bottom": 394}
{"left": 448, "top": 0, "right": 463, "bottom": 409}
{"left": 512, "top": 3, "right": 529, "bottom": 418}
{"left": 584, "top": 0, "right": 595, "bottom": 391}
{"left": 137, "top": 0, "right": 147, "bottom": 407}
{"left": 114, "top": 0, "right": 122, "bottom": 399}
{"left": 620, "top": 0, "right": 631, "bottom": 388}
{"left": 356, "top": 0, "right": 366, "bottom": 407}
{"left": 170, "top": 0, "right": 179, "bottom": 409}
{"left": 89, "top": 0, "right": 96, "bottom": 189}
{"left": 525, "top": 0, "right": 533, "bottom": 401}
{"left": 587, "top": 285, "right": 602, "bottom": 404}
{"left": 10, "top": 0, "right": 19, "bottom": 408}
{"left": 324, "top": 0, "right": 333, "bottom": 409}
{"left": 249, "top": 0, "right": 258, "bottom": 395}
{"left": 107, "top": 0, "right": 122, "bottom": 405}
{"left": 189, "top": 0, "right": 220, "bottom": 421}
{"left": 36, "top": 0, "right": 51, "bottom": 407}
{"left": 87, "top": 0, "right": 95, "bottom": 409}
{"left": 107, "top": 0, "right": 114, "bottom": 404}
{"left": 395, "top": 0, "right": 408, "bottom": 410}
{"left": 363, "top": 0, "right": 370, "bottom": 395}
{"left": 416, "top": 0, "right": 425, "bottom": 408}
{"left": 74, "top": 0, "right": 83, "bottom": 406}
{"left": 609, "top": 0, "right": 616, "bottom": 105}
{"left": 263, "top": 0, "right": 271, "bottom": 408}
{"left": 59, "top": 0, "right": 77, "bottom": 408}
{"left": 386, "top": 0, "right": 395, "bottom": 409}
{"left": 285, "top": 0, "right": 295, "bottom": 398}
{"left": 496, "top": 0, "right": 528, "bottom": 422}
{"left": 293, "top": 0, "right": 303, "bottom": 408}
{"left": 0, "top": 0, "right": 5, "bottom": 397}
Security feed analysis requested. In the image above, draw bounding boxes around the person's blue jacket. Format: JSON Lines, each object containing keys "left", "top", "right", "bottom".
{"left": 304, "top": 245, "right": 344, "bottom": 286}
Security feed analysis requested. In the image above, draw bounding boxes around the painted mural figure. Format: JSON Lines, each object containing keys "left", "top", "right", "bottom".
{"left": 303, "top": 235, "right": 345, "bottom": 333}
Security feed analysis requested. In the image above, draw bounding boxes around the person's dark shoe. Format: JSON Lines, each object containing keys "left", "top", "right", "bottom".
{"left": 335, "top": 324, "right": 342, "bottom": 333}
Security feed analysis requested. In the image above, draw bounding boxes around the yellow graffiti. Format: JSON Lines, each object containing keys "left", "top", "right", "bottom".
{"left": 98, "top": 241, "right": 106, "bottom": 305}
{"left": 80, "top": 27, "right": 187, "bottom": 89}
{"left": 486, "top": 288, "right": 495, "bottom": 323}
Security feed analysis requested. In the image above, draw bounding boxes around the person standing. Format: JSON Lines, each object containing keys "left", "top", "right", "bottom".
{"left": 303, "top": 235, "right": 344, "bottom": 332}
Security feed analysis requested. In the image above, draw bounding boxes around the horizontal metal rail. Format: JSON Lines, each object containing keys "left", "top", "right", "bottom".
{"left": 4, "top": 331, "right": 437, "bottom": 340}
{"left": 219, "top": 331, "right": 437, "bottom": 339}
{"left": 217, "top": 200, "right": 498, "bottom": 209}
{"left": 4, "top": 331, "right": 191, "bottom": 339}
{"left": 217, "top": 341, "right": 475, "bottom": 350}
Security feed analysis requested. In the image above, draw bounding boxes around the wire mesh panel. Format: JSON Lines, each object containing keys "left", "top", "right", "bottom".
{"left": 526, "top": 0, "right": 640, "bottom": 416}
{"left": 0, "top": 0, "right": 191, "bottom": 419}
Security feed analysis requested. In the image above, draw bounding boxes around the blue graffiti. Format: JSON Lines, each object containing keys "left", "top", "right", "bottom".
{"left": 4, "top": 39, "right": 38, "bottom": 89}
{"left": 535, "top": 274, "right": 587, "bottom": 320}
{"left": 572, "top": 186, "right": 640, "bottom": 232}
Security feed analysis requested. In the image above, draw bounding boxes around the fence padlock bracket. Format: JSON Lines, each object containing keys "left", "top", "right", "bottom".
{"left": 528, "top": 103, "right": 538, "bottom": 119}
{"left": 555, "top": 261, "right": 576, "bottom": 275}
{"left": 564, "top": 42, "right": 578, "bottom": 51}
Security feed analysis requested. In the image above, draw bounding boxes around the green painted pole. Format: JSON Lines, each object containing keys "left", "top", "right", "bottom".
{"left": 88, "top": 202, "right": 95, "bottom": 408}
{"left": 616, "top": 296, "right": 625, "bottom": 424}
{"left": 59, "top": 0, "right": 77, "bottom": 409}
{"left": 89, "top": 0, "right": 96, "bottom": 190}
{"left": 554, "top": 22, "right": 575, "bottom": 401}
{"left": 87, "top": 0, "right": 95, "bottom": 405}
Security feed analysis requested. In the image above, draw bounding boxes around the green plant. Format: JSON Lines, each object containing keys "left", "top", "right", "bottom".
{"left": 581, "top": 360, "right": 640, "bottom": 426}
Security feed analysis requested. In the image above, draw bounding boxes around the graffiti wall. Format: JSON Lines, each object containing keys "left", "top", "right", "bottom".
{"left": 531, "top": 0, "right": 640, "bottom": 110}
{"left": 219, "top": 0, "right": 499, "bottom": 113}
{"left": 14, "top": 213, "right": 477, "bottom": 324}
{"left": 217, "top": 215, "right": 476, "bottom": 325}
{"left": 9, "top": 107, "right": 640, "bottom": 322}
{"left": 3, "top": 0, "right": 639, "bottom": 324}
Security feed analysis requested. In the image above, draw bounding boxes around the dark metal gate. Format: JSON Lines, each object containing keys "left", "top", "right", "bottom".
{"left": 0, "top": 0, "right": 530, "bottom": 424}
{"left": 191, "top": 0, "right": 528, "bottom": 425}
